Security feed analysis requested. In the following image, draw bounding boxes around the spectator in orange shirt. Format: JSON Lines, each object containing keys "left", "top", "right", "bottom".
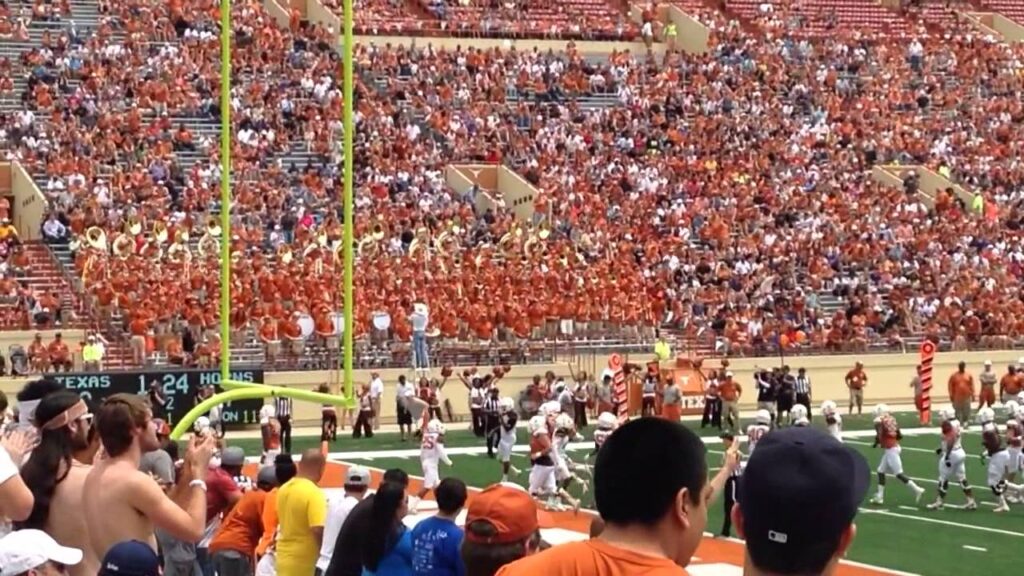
{"left": 845, "top": 362, "right": 867, "bottom": 415}
{"left": 28, "top": 333, "right": 49, "bottom": 373}
{"left": 209, "top": 466, "right": 278, "bottom": 575}
{"left": 718, "top": 372, "right": 742, "bottom": 434}
{"left": 497, "top": 418, "right": 740, "bottom": 576}
{"left": 948, "top": 361, "right": 975, "bottom": 426}
{"left": 1000, "top": 365, "right": 1022, "bottom": 404}
{"left": 47, "top": 333, "right": 72, "bottom": 372}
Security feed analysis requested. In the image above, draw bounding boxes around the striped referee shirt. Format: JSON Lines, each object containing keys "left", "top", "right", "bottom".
{"left": 275, "top": 396, "right": 293, "bottom": 418}
{"left": 795, "top": 375, "right": 811, "bottom": 396}
{"left": 483, "top": 396, "right": 500, "bottom": 416}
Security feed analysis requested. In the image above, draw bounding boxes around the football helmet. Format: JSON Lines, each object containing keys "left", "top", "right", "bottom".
{"left": 790, "top": 404, "right": 809, "bottom": 425}
{"left": 555, "top": 413, "right": 575, "bottom": 433}
{"left": 597, "top": 412, "right": 618, "bottom": 430}
{"left": 540, "top": 401, "right": 562, "bottom": 418}
{"left": 820, "top": 400, "right": 837, "bottom": 416}
{"left": 499, "top": 397, "right": 515, "bottom": 413}
{"left": 940, "top": 406, "right": 956, "bottom": 422}
{"left": 528, "top": 415, "right": 547, "bottom": 435}
{"left": 977, "top": 407, "right": 995, "bottom": 425}
{"left": 873, "top": 404, "right": 890, "bottom": 419}
{"left": 755, "top": 409, "right": 772, "bottom": 425}
{"left": 1005, "top": 400, "right": 1020, "bottom": 419}
{"left": 426, "top": 419, "right": 445, "bottom": 435}
{"left": 194, "top": 416, "right": 211, "bottom": 435}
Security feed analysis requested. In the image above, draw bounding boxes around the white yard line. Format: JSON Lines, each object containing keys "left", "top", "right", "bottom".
{"left": 857, "top": 508, "right": 1024, "bottom": 538}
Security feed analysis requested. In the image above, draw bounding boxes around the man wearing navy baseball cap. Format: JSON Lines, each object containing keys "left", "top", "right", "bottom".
{"left": 99, "top": 540, "right": 160, "bottom": 576}
{"left": 732, "top": 426, "right": 870, "bottom": 576}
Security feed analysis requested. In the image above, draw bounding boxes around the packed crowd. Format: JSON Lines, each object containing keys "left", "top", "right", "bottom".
{"left": 320, "top": 0, "right": 639, "bottom": 40}
{"left": 3, "top": 0, "right": 1024, "bottom": 364}
{"left": 0, "top": 376, "right": 873, "bottom": 576}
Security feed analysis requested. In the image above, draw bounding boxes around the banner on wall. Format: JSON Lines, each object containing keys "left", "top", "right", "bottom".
{"left": 51, "top": 369, "right": 265, "bottom": 427}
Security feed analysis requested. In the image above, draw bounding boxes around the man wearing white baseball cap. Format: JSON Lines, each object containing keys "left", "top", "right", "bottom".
{"left": 0, "top": 529, "right": 82, "bottom": 575}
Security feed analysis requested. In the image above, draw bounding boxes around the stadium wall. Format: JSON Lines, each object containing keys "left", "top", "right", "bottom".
{"left": 5, "top": 349, "right": 1016, "bottom": 425}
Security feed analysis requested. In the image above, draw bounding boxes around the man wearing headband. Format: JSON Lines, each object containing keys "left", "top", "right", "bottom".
{"left": 83, "top": 393, "right": 218, "bottom": 561}
{"left": 18, "top": 391, "right": 99, "bottom": 576}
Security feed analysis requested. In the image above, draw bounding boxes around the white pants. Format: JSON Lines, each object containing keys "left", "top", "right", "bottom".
{"left": 1008, "top": 447, "right": 1022, "bottom": 474}
{"left": 555, "top": 457, "right": 571, "bottom": 482}
{"left": 938, "top": 448, "right": 967, "bottom": 482}
{"left": 498, "top": 440, "right": 514, "bottom": 463}
{"left": 878, "top": 446, "right": 904, "bottom": 475}
{"left": 529, "top": 464, "right": 556, "bottom": 496}
{"left": 255, "top": 553, "right": 275, "bottom": 576}
{"left": 988, "top": 450, "right": 1011, "bottom": 487}
{"left": 422, "top": 460, "right": 440, "bottom": 489}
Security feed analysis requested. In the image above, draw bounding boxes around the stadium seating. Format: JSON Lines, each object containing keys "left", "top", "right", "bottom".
{"left": 977, "top": 0, "right": 1024, "bottom": 25}
{"left": 3, "top": 0, "right": 1024, "bottom": 371}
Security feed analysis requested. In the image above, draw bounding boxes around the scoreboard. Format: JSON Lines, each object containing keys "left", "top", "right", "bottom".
{"left": 51, "top": 369, "right": 265, "bottom": 427}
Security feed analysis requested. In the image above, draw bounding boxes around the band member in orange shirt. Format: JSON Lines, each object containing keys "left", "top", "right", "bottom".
{"left": 948, "top": 361, "right": 975, "bottom": 426}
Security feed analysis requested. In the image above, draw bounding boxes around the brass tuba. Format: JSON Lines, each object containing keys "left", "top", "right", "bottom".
{"left": 167, "top": 239, "right": 191, "bottom": 265}
{"left": 497, "top": 227, "right": 524, "bottom": 260}
{"left": 112, "top": 233, "right": 134, "bottom": 259}
{"left": 124, "top": 215, "right": 143, "bottom": 236}
{"left": 152, "top": 220, "right": 169, "bottom": 245}
{"left": 277, "top": 244, "right": 293, "bottom": 265}
{"left": 407, "top": 226, "right": 431, "bottom": 259}
{"left": 198, "top": 232, "right": 220, "bottom": 258}
{"left": 85, "top": 226, "right": 108, "bottom": 252}
{"left": 434, "top": 221, "right": 462, "bottom": 256}
{"left": 206, "top": 215, "right": 222, "bottom": 238}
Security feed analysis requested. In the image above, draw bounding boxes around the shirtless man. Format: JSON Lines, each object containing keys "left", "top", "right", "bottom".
{"left": 83, "top": 393, "right": 216, "bottom": 560}
{"left": 19, "top": 391, "right": 100, "bottom": 576}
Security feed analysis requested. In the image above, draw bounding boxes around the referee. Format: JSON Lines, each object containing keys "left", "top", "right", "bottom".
{"left": 795, "top": 367, "right": 812, "bottom": 421}
{"left": 483, "top": 387, "right": 501, "bottom": 458}
{"left": 274, "top": 394, "right": 294, "bottom": 453}
{"left": 719, "top": 432, "right": 742, "bottom": 538}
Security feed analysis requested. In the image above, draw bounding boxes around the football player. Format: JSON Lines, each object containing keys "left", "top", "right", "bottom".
{"left": 870, "top": 404, "right": 925, "bottom": 505}
{"left": 980, "top": 412, "right": 1014, "bottom": 513}
{"left": 821, "top": 400, "right": 843, "bottom": 442}
{"left": 527, "top": 414, "right": 560, "bottom": 510}
{"left": 746, "top": 409, "right": 772, "bottom": 455}
{"left": 790, "top": 404, "right": 810, "bottom": 427}
{"left": 497, "top": 397, "right": 520, "bottom": 483}
{"left": 593, "top": 412, "right": 618, "bottom": 455}
{"left": 411, "top": 419, "right": 453, "bottom": 514}
{"left": 1005, "top": 400, "right": 1022, "bottom": 502}
{"left": 926, "top": 407, "right": 976, "bottom": 510}
{"left": 552, "top": 413, "right": 586, "bottom": 509}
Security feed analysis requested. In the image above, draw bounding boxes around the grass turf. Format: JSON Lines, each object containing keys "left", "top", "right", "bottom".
{"left": 224, "top": 411, "right": 1023, "bottom": 576}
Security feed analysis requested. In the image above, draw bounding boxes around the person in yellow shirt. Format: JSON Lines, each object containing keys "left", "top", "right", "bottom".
{"left": 275, "top": 448, "right": 327, "bottom": 575}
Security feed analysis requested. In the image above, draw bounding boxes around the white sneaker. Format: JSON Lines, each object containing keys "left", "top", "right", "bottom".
{"left": 913, "top": 487, "right": 926, "bottom": 504}
{"left": 964, "top": 499, "right": 978, "bottom": 510}
{"left": 869, "top": 495, "right": 884, "bottom": 505}
{"left": 926, "top": 500, "right": 943, "bottom": 510}
{"left": 994, "top": 503, "right": 1010, "bottom": 513}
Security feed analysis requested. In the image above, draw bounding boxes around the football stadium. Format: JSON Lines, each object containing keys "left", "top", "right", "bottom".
{"left": 0, "top": 0, "right": 1024, "bottom": 575}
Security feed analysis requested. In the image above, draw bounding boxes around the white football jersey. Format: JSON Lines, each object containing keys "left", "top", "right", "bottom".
{"left": 826, "top": 413, "right": 843, "bottom": 441}
{"left": 942, "top": 418, "right": 963, "bottom": 452}
{"left": 421, "top": 432, "right": 444, "bottom": 464}
{"left": 746, "top": 424, "right": 771, "bottom": 454}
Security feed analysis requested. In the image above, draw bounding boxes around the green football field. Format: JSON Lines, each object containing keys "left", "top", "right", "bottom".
{"left": 226, "top": 412, "right": 1023, "bottom": 576}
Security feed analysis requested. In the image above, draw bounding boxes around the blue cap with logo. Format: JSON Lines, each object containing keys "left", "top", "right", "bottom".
{"left": 99, "top": 540, "right": 160, "bottom": 576}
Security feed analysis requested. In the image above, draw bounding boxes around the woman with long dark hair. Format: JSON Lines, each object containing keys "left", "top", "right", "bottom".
{"left": 17, "top": 390, "right": 99, "bottom": 576}
{"left": 361, "top": 481, "right": 412, "bottom": 576}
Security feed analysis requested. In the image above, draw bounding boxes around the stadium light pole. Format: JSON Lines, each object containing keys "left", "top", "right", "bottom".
{"left": 341, "top": 0, "right": 355, "bottom": 401}
{"left": 219, "top": 0, "right": 232, "bottom": 385}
